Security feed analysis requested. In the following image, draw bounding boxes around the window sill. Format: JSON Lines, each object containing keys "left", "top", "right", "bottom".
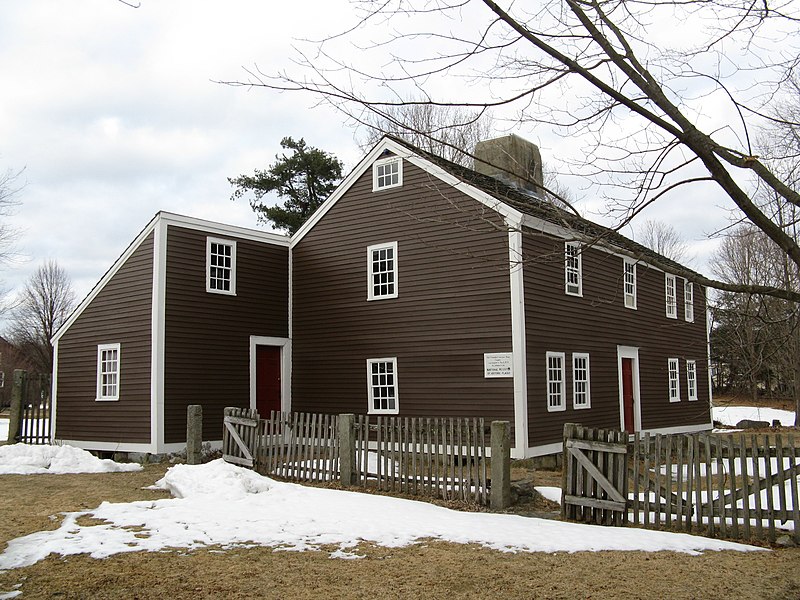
{"left": 95, "top": 397, "right": 120, "bottom": 402}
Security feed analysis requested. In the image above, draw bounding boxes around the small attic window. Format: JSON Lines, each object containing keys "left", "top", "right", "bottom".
{"left": 373, "top": 156, "right": 402, "bottom": 191}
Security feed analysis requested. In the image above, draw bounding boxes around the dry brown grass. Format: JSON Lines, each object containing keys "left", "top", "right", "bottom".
{"left": 0, "top": 464, "right": 799, "bottom": 599}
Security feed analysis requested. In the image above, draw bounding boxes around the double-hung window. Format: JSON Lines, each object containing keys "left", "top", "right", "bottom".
{"left": 668, "top": 358, "right": 680, "bottom": 402}
{"left": 367, "top": 358, "right": 399, "bottom": 414}
{"left": 565, "top": 242, "right": 582, "bottom": 296}
{"left": 97, "top": 343, "right": 121, "bottom": 401}
{"left": 684, "top": 282, "right": 694, "bottom": 323}
{"left": 207, "top": 237, "right": 236, "bottom": 295}
{"left": 546, "top": 352, "right": 566, "bottom": 412}
{"left": 624, "top": 259, "right": 637, "bottom": 309}
{"left": 665, "top": 273, "right": 677, "bottom": 319}
{"left": 686, "top": 360, "right": 698, "bottom": 401}
{"left": 367, "top": 241, "right": 398, "bottom": 300}
{"left": 572, "top": 353, "right": 591, "bottom": 409}
{"left": 372, "top": 157, "right": 402, "bottom": 191}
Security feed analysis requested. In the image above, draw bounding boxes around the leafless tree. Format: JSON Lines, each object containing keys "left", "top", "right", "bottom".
{"left": 357, "top": 100, "right": 496, "bottom": 167}
{"left": 228, "top": 0, "right": 800, "bottom": 301}
{"left": 636, "top": 220, "right": 689, "bottom": 264}
{"left": 7, "top": 260, "right": 76, "bottom": 374}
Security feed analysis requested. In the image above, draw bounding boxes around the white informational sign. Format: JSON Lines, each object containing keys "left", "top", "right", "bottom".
{"left": 484, "top": 352, "right": 513, "bottom": 378}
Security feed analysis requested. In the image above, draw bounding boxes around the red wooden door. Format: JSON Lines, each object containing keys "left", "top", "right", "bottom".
{"left": 256, "top": 346, "right": 281, "bottom": 417}
{"left": 621, "top": 358, "right": 635, "bottom": 433}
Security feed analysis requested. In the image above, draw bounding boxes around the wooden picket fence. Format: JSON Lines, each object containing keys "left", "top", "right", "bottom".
{"left": 562, "top": 423, "right": 800, "bottom": 543}
{"left": 354, "top": 415, "right": 490, "bottom": 505}
{"left": 222, "top": 408, "right": 340, "bottom": 481}
{"left": 222, "top": 409, "right": 492, "bottom": 506}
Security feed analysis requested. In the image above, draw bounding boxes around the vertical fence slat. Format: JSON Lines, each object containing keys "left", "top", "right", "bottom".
{"left": 751, "top": 434, "right": 763, "bottom": 540}
{"left": 664, "top": 434, "right": 673, "bottom": 529}
{"left": 715, "top": 435, "right": 727, "bottom": 539}
{"left": 764, "top": 434, "right": 776, "bottom": 543}
{"left": 789, "top": 433, "right": 799, "bottom": 544}
{"left": 739, "top": 433, "right": 751, "bottom": 540}
{"left": 775, "top": 433, "right": 786, "bottom": 524}
{"left": 726, "top": 435, "right": 739, "bottom": 540}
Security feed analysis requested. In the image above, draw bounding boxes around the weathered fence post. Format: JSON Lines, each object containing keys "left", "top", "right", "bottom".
{"left": 6, "top": 370, "right": 25, "bottom": 444}
{"left": 338, "top": 413, "right": 357, "bottom": 486}
{"left": 490, "top": 420, "right": 511, "bottom": 510}
{"left": 186, "top": 404, "right": 203, "bottom": 465}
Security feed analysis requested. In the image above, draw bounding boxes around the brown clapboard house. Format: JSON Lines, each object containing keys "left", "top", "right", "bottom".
{"left": 51, "top": 134, "right": 712, "bottom": 457}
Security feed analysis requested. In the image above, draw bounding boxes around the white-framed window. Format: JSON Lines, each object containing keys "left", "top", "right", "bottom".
{"left": 96, "top": 343, "right": 121, "bottom": 401}
{"left": 668, "top": 357, "right": 680, "bottom": 402}
{"left": 665, "top": 273, "right": 677, "bottom": 319}
{"left": 565, "top": 242, "right": 582, "bottom": 297}
{"left": 686, "top": 360, "right": 698, "bottom": 401}
{"left": 367, "top": 358, "right": 399, "bottom": 414}
{"left": 372, "top": 156, "right": 403, "bottom": 191}
{"left": 546, "top": 352, "right": 566, "bottom": 412}
{"left": 206, "top": 237, "right": 237, "bottom": 295}
{"left": 367, "top": 241, "right": 398, "bottom": 300}
{"left": 684, "top": 282, "right": 694, "bottom": 323}
{"left": 624, "top": 259, "right": 637, "bottom": 309}
{"left": 0, "top": 371, "right": 4, "bottom": 388}
{"left": 572, "top": 353, "right": 591, "bottom": 409}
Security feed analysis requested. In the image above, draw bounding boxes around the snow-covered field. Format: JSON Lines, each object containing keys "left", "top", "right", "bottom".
{"left": 0, "top": 455, "right": 762, "bottom": 571}
{"left": 712, "top": 405, "right": 795, "bottom": 427}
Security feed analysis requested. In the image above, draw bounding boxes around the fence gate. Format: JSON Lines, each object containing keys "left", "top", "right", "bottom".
{"left": 222, "top": 407, "right": 259, "bottom": 467}
{"left": 561, "top": 423, "right": 629, "bottom": 525}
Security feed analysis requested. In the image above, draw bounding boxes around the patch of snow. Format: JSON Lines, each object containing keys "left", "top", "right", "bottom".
{"left": 0, "top": 418, "right": 8, "bottom": 441}
{"left": 0, "top": 590, "right": 22, "bottom": 599}
{"left": 535, "top": 486, "right": 562, "bottom": 504}
{"left": 0, "top": 443, "right": 142, "bottom": 475}
{"left": 712, "top": 406, "right": 795, "bottom": 427}
{"left": 0, "top": 459, "right": 762, "bottom": 570}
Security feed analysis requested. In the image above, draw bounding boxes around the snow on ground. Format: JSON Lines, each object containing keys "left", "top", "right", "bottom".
{"left": 0, "top": 443, "right": 142, "bottom": 475}
{"left": 712, "top": 405, "right": 795, "bottom": 427}
{"left": 0, "top": 459, "right": 762, "bottom": 571}
{"left": 535, "top": 486, "right": 563, "bottom": 504}
{"left": 0, "top": 418, "right": 7, "bottom": 441}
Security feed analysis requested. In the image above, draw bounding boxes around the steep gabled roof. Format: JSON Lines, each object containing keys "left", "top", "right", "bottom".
{"left": 384, "top": 135, "right": 703, "bottom": 279}
{"left": 293, "top": 135, "right": 702, "bottom": 280}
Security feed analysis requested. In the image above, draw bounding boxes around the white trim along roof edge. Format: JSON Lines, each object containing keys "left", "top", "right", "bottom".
{"left": 290, "top": 137, "right": 525, "bottom": 247}
{"left": 51, "top": 211, "right": 288, "bottom": 344}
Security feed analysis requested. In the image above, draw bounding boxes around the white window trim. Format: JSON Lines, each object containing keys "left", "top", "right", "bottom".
{"left": 206, "top": 237, "right": 237, "bottom": 296}
{"left": 624, "top": 259, "right": 637, "bottom": 310}
{"left": 96, "top": 343, "right": 121, "bottom": 402}
{"left": 684, "top": 281, "right": 694, "bottom": 323}
{"left": 668, "top": 357, "right": 680, "bottom": 403}
{"left": 686, "top": 359, "right": 698, "bottom": 401}
{"left": 367, "top": 241, "right": 399, "bottom": 301}
{"left": 367, "top": 357, "right": 399, "bottom": 415}
{"left": 665, "top": 273, "right": 677, "bottom": 319}
{"left": 572, "top": 352, "right": 591, "bottom": 410}
{"left": 564, "top": 242, "right": 583, "bottom": 297}
{"left": 372, "top": 156, "right": 403, "bottom": 191}
{"left": 546, "top": 351, "right": 566, "bottom": 412}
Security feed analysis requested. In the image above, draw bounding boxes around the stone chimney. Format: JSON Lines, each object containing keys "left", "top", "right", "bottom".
{"left": 473, "top": 134, "right": 544, "bottom": 195}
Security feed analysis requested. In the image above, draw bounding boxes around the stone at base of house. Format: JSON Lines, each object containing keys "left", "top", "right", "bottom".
{"left": 529, "top": 453, "right": 562, "bottom": 470}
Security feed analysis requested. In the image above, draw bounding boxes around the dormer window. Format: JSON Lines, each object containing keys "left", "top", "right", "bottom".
{"left": 373, "top": 157, "right": 402, "bottom": 191}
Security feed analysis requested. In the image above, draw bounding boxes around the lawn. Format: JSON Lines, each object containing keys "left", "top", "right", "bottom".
{"left": 1, "top": 455, "right": 799, "bottom": 599}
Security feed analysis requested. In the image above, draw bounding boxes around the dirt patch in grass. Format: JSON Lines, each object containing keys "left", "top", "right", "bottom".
{"left": 1, "top": 464, "right": 799, "bottom": 599}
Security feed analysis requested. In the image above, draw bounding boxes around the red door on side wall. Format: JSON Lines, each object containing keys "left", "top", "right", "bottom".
{"left": 256, "top": 346, "right": 282, "bottom": 417}
{"left": 621, "top": 358, "right": 635, "bottom": 433}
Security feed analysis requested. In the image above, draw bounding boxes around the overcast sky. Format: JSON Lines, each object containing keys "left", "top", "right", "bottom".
{"left": 0, "top": 0, "right": 746, "bottom": 315}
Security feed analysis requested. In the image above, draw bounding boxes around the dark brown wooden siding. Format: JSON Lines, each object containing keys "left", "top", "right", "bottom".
{"left": 56, "top": 232, "right": 154, "bottom": 443}
{"left": 292, "top": 159, "right": 515, "bottom": 422}
{"left": 523, "top": 231, "right": 711, "bottom": 447}
{"left": 163, "top": 226, "right": 288, "bottom": 443}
